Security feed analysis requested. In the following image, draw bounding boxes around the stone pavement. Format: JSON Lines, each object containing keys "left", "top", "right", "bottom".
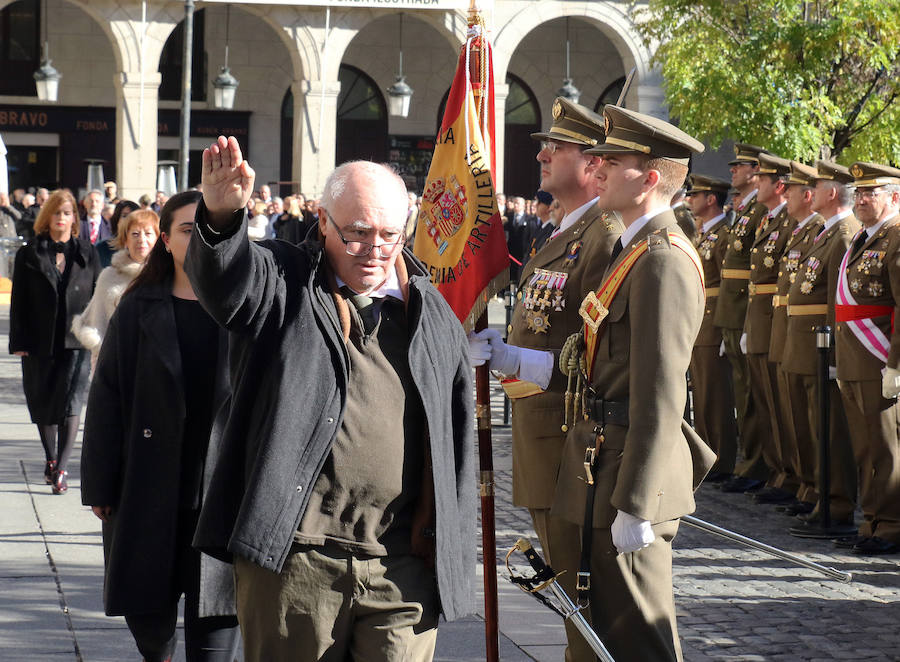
{"left": 1, "top": 298, "right": 899, "bottom": 661}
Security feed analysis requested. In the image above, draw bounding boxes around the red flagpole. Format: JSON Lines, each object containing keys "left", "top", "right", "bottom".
{"left": 467, "top": 4, "right": 500, "bottom": 660}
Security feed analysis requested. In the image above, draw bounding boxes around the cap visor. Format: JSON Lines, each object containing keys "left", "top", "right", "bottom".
{"left": 583, "top": 142, "right": 637, "bottom": 157}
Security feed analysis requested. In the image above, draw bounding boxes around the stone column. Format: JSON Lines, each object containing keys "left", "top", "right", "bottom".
{"left": 493, "top": 82, "right": 509, "bottom": 195}
{"left": 114, "top": 70, "right": 161, "bottom": 200}
{"left": 292, "top": 79, "right": 341, "bottom": 198}
{"left": 635, "top": 69, "right": 667, "bottom": 120}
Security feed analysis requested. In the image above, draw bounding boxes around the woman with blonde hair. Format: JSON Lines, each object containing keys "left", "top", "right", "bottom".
{"left": 72, "top": 209, "right": 160, "bottom": 367}
{"left": 9, "top": 189, "right": 101, "bottom": 494}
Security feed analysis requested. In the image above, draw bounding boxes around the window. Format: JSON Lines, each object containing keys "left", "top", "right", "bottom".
{"left": 337, "top": 64, "right": 385, "bottom": 121}
{"left": 159, "top": 8, "right": 207, "bottom": 102}
{"left": 595, "top": 76, "right": 626, "bottom": 112}
{"left": 0, "top": 0, "right": 40, "bottom": 96}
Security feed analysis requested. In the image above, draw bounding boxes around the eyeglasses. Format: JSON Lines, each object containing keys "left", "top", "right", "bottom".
{"left": 325, "top": 212, "right": 405, "bottom": 258}
{"left": 854, "top": 188, "right": 886, "bottom": 200}
{"left": 540, "top": 140, "right": 562, "bottom": 155}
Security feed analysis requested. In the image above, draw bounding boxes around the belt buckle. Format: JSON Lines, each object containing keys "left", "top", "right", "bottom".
{"left": 583, "top": 447, "right": 596, "bottom": 485}
{"left": 576, "top": 571, "right": 591, "bottom": 606}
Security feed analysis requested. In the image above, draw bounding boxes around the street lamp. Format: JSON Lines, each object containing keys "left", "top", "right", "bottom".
{"left": 33, "top": 0, "right": 61, "bottom": 102}
{"left": 84, "top": 159, "right": 105, "bottom": 194}
{"left": 212, "top": 4, "right": 239, "bottom": 110}
{"left": 556, "top": 18, "right": 581, "bottom": 104}
{"left": 387, "top": 14, "right": 413, "bottom": 118}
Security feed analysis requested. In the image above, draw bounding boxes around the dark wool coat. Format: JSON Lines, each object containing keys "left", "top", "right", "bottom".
{"left": 80, "top": 282, "right": 235, "bottom": 618}
{"left": 185, "top": 204, "right": 476, "bottom": 622}
{"left": 9, "top": 235, "right": 100, "bottom": 355}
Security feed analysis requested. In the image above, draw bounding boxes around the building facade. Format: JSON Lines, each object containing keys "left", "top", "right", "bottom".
{"left": 0, "top": 0, "right": 688, "bottom": 201}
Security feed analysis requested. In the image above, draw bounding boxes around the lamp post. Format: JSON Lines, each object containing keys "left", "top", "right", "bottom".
{"left": 84, "top": 159, "right": 105, "bottom": 195}
{"left": 179, "top": 0, "right": 195, "bottom": 192}
{"left": 33, "top": 0, "right": 61, "bottom": 102}
{"left": 556, "top": 18, "right": 581, "bottom": 104}
{"left": 212, "top": 4, "right": 239, "bottom": 110}
{"left": 387, "top": 14, "right": 413, "bottom": 118}
{"left": 157, "top": 161, "right": 178, "bottom": 197}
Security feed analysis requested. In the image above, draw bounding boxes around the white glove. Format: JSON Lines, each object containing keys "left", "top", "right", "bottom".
{"left": 739, "top": 332, "right": 748, "bottom": 355}
{"left": 828, "top": 366, "right": 837, "bottom": 381}
{"left": 883, "top": 366, "right": 900, "bottom": 399}
{"left": 719, "top": 340, "right": 726, "bottom": 357}
{"left": 610, "top": 510, "right": 655, "bottom": 555}
{"left": 468, "top": 329, "right": 521, "bottom": 376}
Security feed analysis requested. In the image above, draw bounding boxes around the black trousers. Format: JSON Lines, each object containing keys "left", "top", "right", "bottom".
{"left": 124, "top": 512, "right": 240, "bottom": 662}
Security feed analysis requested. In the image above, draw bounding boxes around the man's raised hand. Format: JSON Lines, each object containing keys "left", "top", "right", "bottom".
{"left": 201, "top": 135, "right": 255, "bottom": 226}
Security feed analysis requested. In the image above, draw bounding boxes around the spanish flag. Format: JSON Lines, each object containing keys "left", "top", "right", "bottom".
{"left": 412, "top": 22, "right": 508, "bottom": 331}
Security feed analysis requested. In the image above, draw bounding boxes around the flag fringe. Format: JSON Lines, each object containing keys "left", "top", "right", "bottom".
{"left": 462, "top": 268, "right": 510, "bottom": 333}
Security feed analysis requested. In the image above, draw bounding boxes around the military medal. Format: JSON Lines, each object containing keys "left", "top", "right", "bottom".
{"left": 564, "top": 241, "right": 583, "bottom": 268}
{"left": 734, "top": 239, "right": 743, "bottom": 251}
{"left": 764, "top": 256, "right": 775, "bottom": 268}
{"left": 850, "top": 279, "right": 862, "bottom": 294}
{"left": 868, "top": 281, "right": 884, "bottom": 297}
{"left": 801, "top": 280, "right": 814, "bottom": 294}
{"left": 525, "top": 309, "right": 550, "bottom": 333}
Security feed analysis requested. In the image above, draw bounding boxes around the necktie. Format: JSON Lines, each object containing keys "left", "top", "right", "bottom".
{"left": 344, "top": 289, "right": 381, "bottom": 335}
{"left": 851, "top": 231, "right": 867, "bottom": 257}
{"left": 610, "top": 238, "right": 624, "bottom": 263}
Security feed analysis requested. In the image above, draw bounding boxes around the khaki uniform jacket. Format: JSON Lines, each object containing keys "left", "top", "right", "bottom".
{"left": 694, "top": 217, "right": 731, "bottom": 347}
{"left": 673, "top": 204, "right": 697, "bottom": 242}
{"left": 783, "top": 214, "right": 860, "bottom": 375}
{"left": 836, "top": 215, "right": 900, "bottom": 380}
{"left": 769, "top": 214, "right": 824, "bottom": 362}
{"left": 553, "top": 211, "right": 715, "bottom": 527}
{"left": 745, "top": 206, "right": 796, "bottom": 354}
{"left": 714, "top": 194, "right": 769, "bottom": 329}
{"left": 508, "top": 203, "right": 623, "bottom": 508}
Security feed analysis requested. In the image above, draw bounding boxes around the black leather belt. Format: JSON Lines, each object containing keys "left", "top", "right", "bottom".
{"left": 583, "top": 391, "right": 629, "bottom": 427}
{"left": 577, "top": 393, "right": 629, "bottom": 605}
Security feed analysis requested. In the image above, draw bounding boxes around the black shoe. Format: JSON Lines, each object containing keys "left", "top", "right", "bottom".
{"left": 752, "top": 487, "right": 794, "bottom": 504}
{"left": 51, "top": 470, "right": 68, "bottom": 495}
{"left": 851, "top": 536, "right": 900, "bottom": 555}
{"left": 705, "top": 471, "right": 733, "bottom": 484}
{"left": 833, "top": 535, "right": 868, "bottom": 549}
{"left": 44, "top": 460, "right": 57, "bottom": 485}
{"left": 781, "top": 501, "right": 815, "bottom": 516}
{"left": 720, "top": 477, "right": 764, "bottom": 493}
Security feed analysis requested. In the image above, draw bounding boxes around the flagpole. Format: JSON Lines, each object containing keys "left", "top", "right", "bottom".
{"left": 467, "top": 3, "right": 500, "bottom": 660}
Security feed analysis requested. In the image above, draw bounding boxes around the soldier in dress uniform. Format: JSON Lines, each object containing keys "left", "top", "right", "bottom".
{"left": 468, "top": 97, "right": 623, "bottom": 662}
{"left": 671, "top": 182, "right": 697, "bottom": 242}
{"left": 715, "top": 144, "right": 772, "bottom": 493}
{"left": 833, "top": 162, "right": 900, "bottom": 555}
{"left": 686, "top": 174, "right": 738, "bottom": 481}
{"left": 743, "top": 153, "right": 798, "bottom": 505}
{"left": 551, "top": 105, "right": 715, "bottom": 662}
{"left": 783, "top": 160, "right": 859, "bottom": 535}
{"left": 768, "top": 161, "right": 825, "bottom": 514}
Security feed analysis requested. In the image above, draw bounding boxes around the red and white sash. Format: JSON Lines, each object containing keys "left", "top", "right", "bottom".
{"left": 835, "top": 230, "right": 891, "bottom": 364}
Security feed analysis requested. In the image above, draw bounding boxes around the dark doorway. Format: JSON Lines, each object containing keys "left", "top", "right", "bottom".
{"left": 280, "top": 88, "right": 293, "bottom": 190}
{"left": 5, "top": 144, "right": 57, "bottom": 190}
{"left": 503, "top": 75, "right": 540, "bottom": 197}
{"left": 335, "top": 64, "right": 388, "bottom": 166}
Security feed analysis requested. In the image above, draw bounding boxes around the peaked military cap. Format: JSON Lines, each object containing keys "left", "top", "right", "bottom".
{"left": 757, "top": 153, "right": 791, "bottom": 177}
{"left": 850, "top": 162, "right": 900, "bottom": 188}
{"left": 530, "top": 97, "right": 605, "bottom": 147}
{"left": 687, "top": 174, "right": 731, "bottom": 194}
{"left": 785, "top": 161, "right": 818, "bottom": 186}
{"left": 728, "top": 143, "right": 767, "bottom": 166}
{"left": 583, "top": 105, "right": 704, "bottom": 165}
{"left": 813, "top": 160, "right": 854, "bottom": 185}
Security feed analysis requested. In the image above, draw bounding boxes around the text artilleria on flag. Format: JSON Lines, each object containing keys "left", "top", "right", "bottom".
{"left": 412, "top": 33, "right": 508, "bottom": 331}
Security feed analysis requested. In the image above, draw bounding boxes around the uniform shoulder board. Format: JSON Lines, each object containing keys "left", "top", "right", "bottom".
{"left": 647, "top": 228, "right": 671, "bottom": 252}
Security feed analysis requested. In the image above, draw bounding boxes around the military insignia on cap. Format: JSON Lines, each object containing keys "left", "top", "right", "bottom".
{"left": 552, "top": 100, "right": 563, "bottom": 120}
{"left": 851, "top": 164, "right": 864, "bottom": 178}
{"left": 604, "top": 114, "right": 611, "bottom": 134}
{"left": 734, "top": 145, "right": 741, "bottom": 156}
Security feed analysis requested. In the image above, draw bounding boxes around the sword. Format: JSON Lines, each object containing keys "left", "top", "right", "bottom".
{"left": 683, "top": 515, "right": 853, "bottom": 583}
{"left": 505, "top": 538, "right": 616, "bottom": 662}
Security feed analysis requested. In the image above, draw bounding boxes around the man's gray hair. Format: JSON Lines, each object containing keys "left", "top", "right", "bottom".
{"left": 823, "top": 180, "right": 854, "bottom": 207}
{"left": 321, "top": 161, "right": 408, "bottom": 215}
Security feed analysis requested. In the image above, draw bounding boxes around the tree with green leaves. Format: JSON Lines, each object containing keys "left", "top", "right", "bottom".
{"left": 633, "top": 0, "right": 900, "bottom": 163}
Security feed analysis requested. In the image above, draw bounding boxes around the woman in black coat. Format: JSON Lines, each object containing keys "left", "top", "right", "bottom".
{"left": 9, "top": 189, "right": 101, "bottom": 494}
{"left": 80, "top": 191, "right": 240, "bottom": 662}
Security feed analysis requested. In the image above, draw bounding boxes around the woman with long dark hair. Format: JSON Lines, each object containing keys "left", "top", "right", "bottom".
{"left": 9, "top": 189, "right": 101, "bottom": 494}
{"left": 81, "top": 190, "right": 240, "bottom": 662}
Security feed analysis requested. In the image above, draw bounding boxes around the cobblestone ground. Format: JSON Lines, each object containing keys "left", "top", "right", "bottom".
{"left": 482, "top": 382, "right": 900, "bottom": 662}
